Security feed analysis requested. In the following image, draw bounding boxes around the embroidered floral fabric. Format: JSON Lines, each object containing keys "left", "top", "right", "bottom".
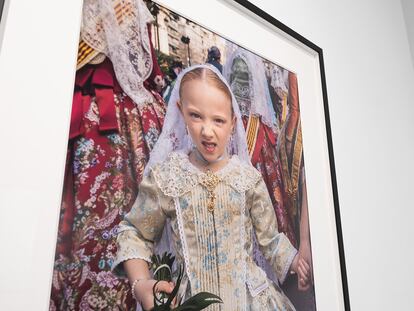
{"left": 113, "top": 151, "right": 297, "bottom": 311}
{"left": 49, "top": 59, "right": 165, "bottom": 311}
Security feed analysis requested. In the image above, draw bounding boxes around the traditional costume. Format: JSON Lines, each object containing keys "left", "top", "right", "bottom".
{"left": 112, "top": 64, "right": 297, "bottom": 311}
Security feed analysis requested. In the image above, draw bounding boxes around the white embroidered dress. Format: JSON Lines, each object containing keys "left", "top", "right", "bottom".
{"left": 113, "top": 151, "right": 297, "bottom": 311}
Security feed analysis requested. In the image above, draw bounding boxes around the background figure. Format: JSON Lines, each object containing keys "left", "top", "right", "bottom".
{"left": 271, "top": 67, "right": 316, "bottom": 310}
{"left": 206, "top": 46, "right": 223, "bottom": 73}
{"left": 49, "top": 1, "right": 166, "bottom": 310}
{"left": 162, "top": 60, "right": 183, "bottom": 104}
{"left": 267, "top": 64, "right": 289, "bottom": 128}
{"left": 224, "top": 47, "right": 297, "bottom": 247}
{"left": 225, "top": 47, "right": 316, "bottom": 310}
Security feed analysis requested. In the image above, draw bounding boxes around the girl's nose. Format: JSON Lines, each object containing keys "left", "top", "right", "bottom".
{"left": 201, "top": 124, "right": 214, "bottom": 138}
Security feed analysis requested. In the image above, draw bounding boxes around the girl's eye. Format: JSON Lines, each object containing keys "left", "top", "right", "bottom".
{"left": 190, "top": 112, "right": 201, "bottom": 119}
{"left": 215, "top": 119, "right": 225, "bottom": 124}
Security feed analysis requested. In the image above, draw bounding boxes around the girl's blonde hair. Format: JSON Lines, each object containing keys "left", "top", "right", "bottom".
{"left": 179, "top": 67, "right": 233, "bottom": 115}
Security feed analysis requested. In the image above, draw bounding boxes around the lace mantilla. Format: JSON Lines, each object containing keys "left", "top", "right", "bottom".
{"left": 81, "top": 0, "right": 155, "bottom": 107}
{"left": 151, "top": 151, "right": 261, "bottom": 197}
{"left": 223, "top": 45, "right": 279, "bottom": 133}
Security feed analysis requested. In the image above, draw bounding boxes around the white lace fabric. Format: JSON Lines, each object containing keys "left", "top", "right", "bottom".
{"left": 270, "top": 63, "right": 289, "bottom": 96}
{"left": 81, "top": 0, "right": 155, "bottom": 106}
{"left": 151, "top": 151, "right": 262, "bottom": 198}
{"left": 223, "top": 46, "right": 279, "bottom": 133}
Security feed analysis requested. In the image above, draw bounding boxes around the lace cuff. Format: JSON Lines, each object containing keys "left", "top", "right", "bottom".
{"left": 111, "top": 229, "right": 153, "bottom": 277}
{"left": 273, "top": 234, "right": 297, "bottom": 284}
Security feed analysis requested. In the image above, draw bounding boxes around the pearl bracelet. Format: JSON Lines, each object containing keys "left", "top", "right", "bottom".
{"left": 131, "top": 278, "right": 149, "bottom": 301}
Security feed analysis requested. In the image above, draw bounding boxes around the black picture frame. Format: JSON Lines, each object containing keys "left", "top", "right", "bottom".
{"left": 0, "top": 0, "right": 5, "bottom": 23}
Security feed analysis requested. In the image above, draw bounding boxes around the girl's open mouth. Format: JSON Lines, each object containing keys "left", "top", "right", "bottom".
{"left": 202, "top": 141, "right": 217, "bottom": 153}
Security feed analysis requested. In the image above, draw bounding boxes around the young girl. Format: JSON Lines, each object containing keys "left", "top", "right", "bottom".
{"left": 112, "top": 64, "right": 310, "bottom": 310}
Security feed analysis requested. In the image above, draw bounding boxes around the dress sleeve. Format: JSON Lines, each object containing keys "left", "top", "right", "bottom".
{"left": 112, "top": 171, "right": 167, "bottom": 277}
{"left": 249, "top": 178, "right": 298, "bottom": 284}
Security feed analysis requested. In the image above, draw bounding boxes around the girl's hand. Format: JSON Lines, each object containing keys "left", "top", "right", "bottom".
{"left": 134, "top": 279, "right": 176, "bottom": 311}
{"left": 291, "top": 253, "right": 299, "bottom": 273}
{"left": 291, "top": 254, "right": 311, "bottom": 291}
{"left": 297, "top": 241, "right": 313, "bottom": 291}
{"left": 297, "top": 257, "right": 311, "bottom": 291}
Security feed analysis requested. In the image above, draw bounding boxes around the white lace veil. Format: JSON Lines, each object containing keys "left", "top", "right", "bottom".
{"left": 81, "top": 0, "right": 155, "bottom": 105}
{"left": 144, "top": 63, "right": 251, "bottom": 176}
{"left": 270, "top": 63, "right": 289, "bottom": 96}
{"left": 223, "top": 46, "right": 279, "bottom": 132}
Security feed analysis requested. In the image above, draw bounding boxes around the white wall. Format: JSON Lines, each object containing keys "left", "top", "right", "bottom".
{"left": 248, "top": 0, "right": 414, "bottom": 310}
{"left": 0, "top": 0, "right": 83, "bottom": 310}
{"left": 0, "top": 0, "right": 413, "bottom": 310}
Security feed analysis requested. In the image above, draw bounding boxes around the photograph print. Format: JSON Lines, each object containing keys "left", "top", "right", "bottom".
{"left": 49, "top": 1, "right": 319, "bottom": 310}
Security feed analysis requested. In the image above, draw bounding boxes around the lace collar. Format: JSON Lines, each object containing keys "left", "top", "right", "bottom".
{"left": 151, "top": 151, "right": 261, "bottom": 197}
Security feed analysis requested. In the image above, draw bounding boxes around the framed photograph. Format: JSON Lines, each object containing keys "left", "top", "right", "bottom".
{"left": 0, "top": 0, "right": 348, "bottom": 310}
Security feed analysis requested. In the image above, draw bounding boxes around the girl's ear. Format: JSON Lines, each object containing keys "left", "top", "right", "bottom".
{"left": 177, "top": 101, "right": 183, "bottom": 113}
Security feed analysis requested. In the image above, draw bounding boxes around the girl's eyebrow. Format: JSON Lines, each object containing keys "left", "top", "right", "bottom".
{"left": 183, "top": 101, "right": 203, "bottom": 112}
{"left": 212, "top": 114, "right": 227, "bottom": 119}
{"left": 185, "top": 105, "right": 201, "bottom": 112}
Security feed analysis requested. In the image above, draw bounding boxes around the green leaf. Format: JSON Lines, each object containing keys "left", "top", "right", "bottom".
{"left": 173, "top": 292, "right": 222, "bottom": 311}
{"left": 151, "top": 305, "right": 171, "bottom": 311}
{"left": 148, "top": 254, "right": 221, "bottom": 311}
{"left": 166, "top": 266, "right": 183, "bottom": 306}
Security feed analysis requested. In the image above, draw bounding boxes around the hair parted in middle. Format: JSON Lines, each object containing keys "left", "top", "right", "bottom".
{"left": 179, "top": 66, "right": 234, "bottom": 115}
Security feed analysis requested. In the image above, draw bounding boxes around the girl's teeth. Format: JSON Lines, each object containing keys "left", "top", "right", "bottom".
{"left": 203, "top": 142, "right": 215, "bottom": 152}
